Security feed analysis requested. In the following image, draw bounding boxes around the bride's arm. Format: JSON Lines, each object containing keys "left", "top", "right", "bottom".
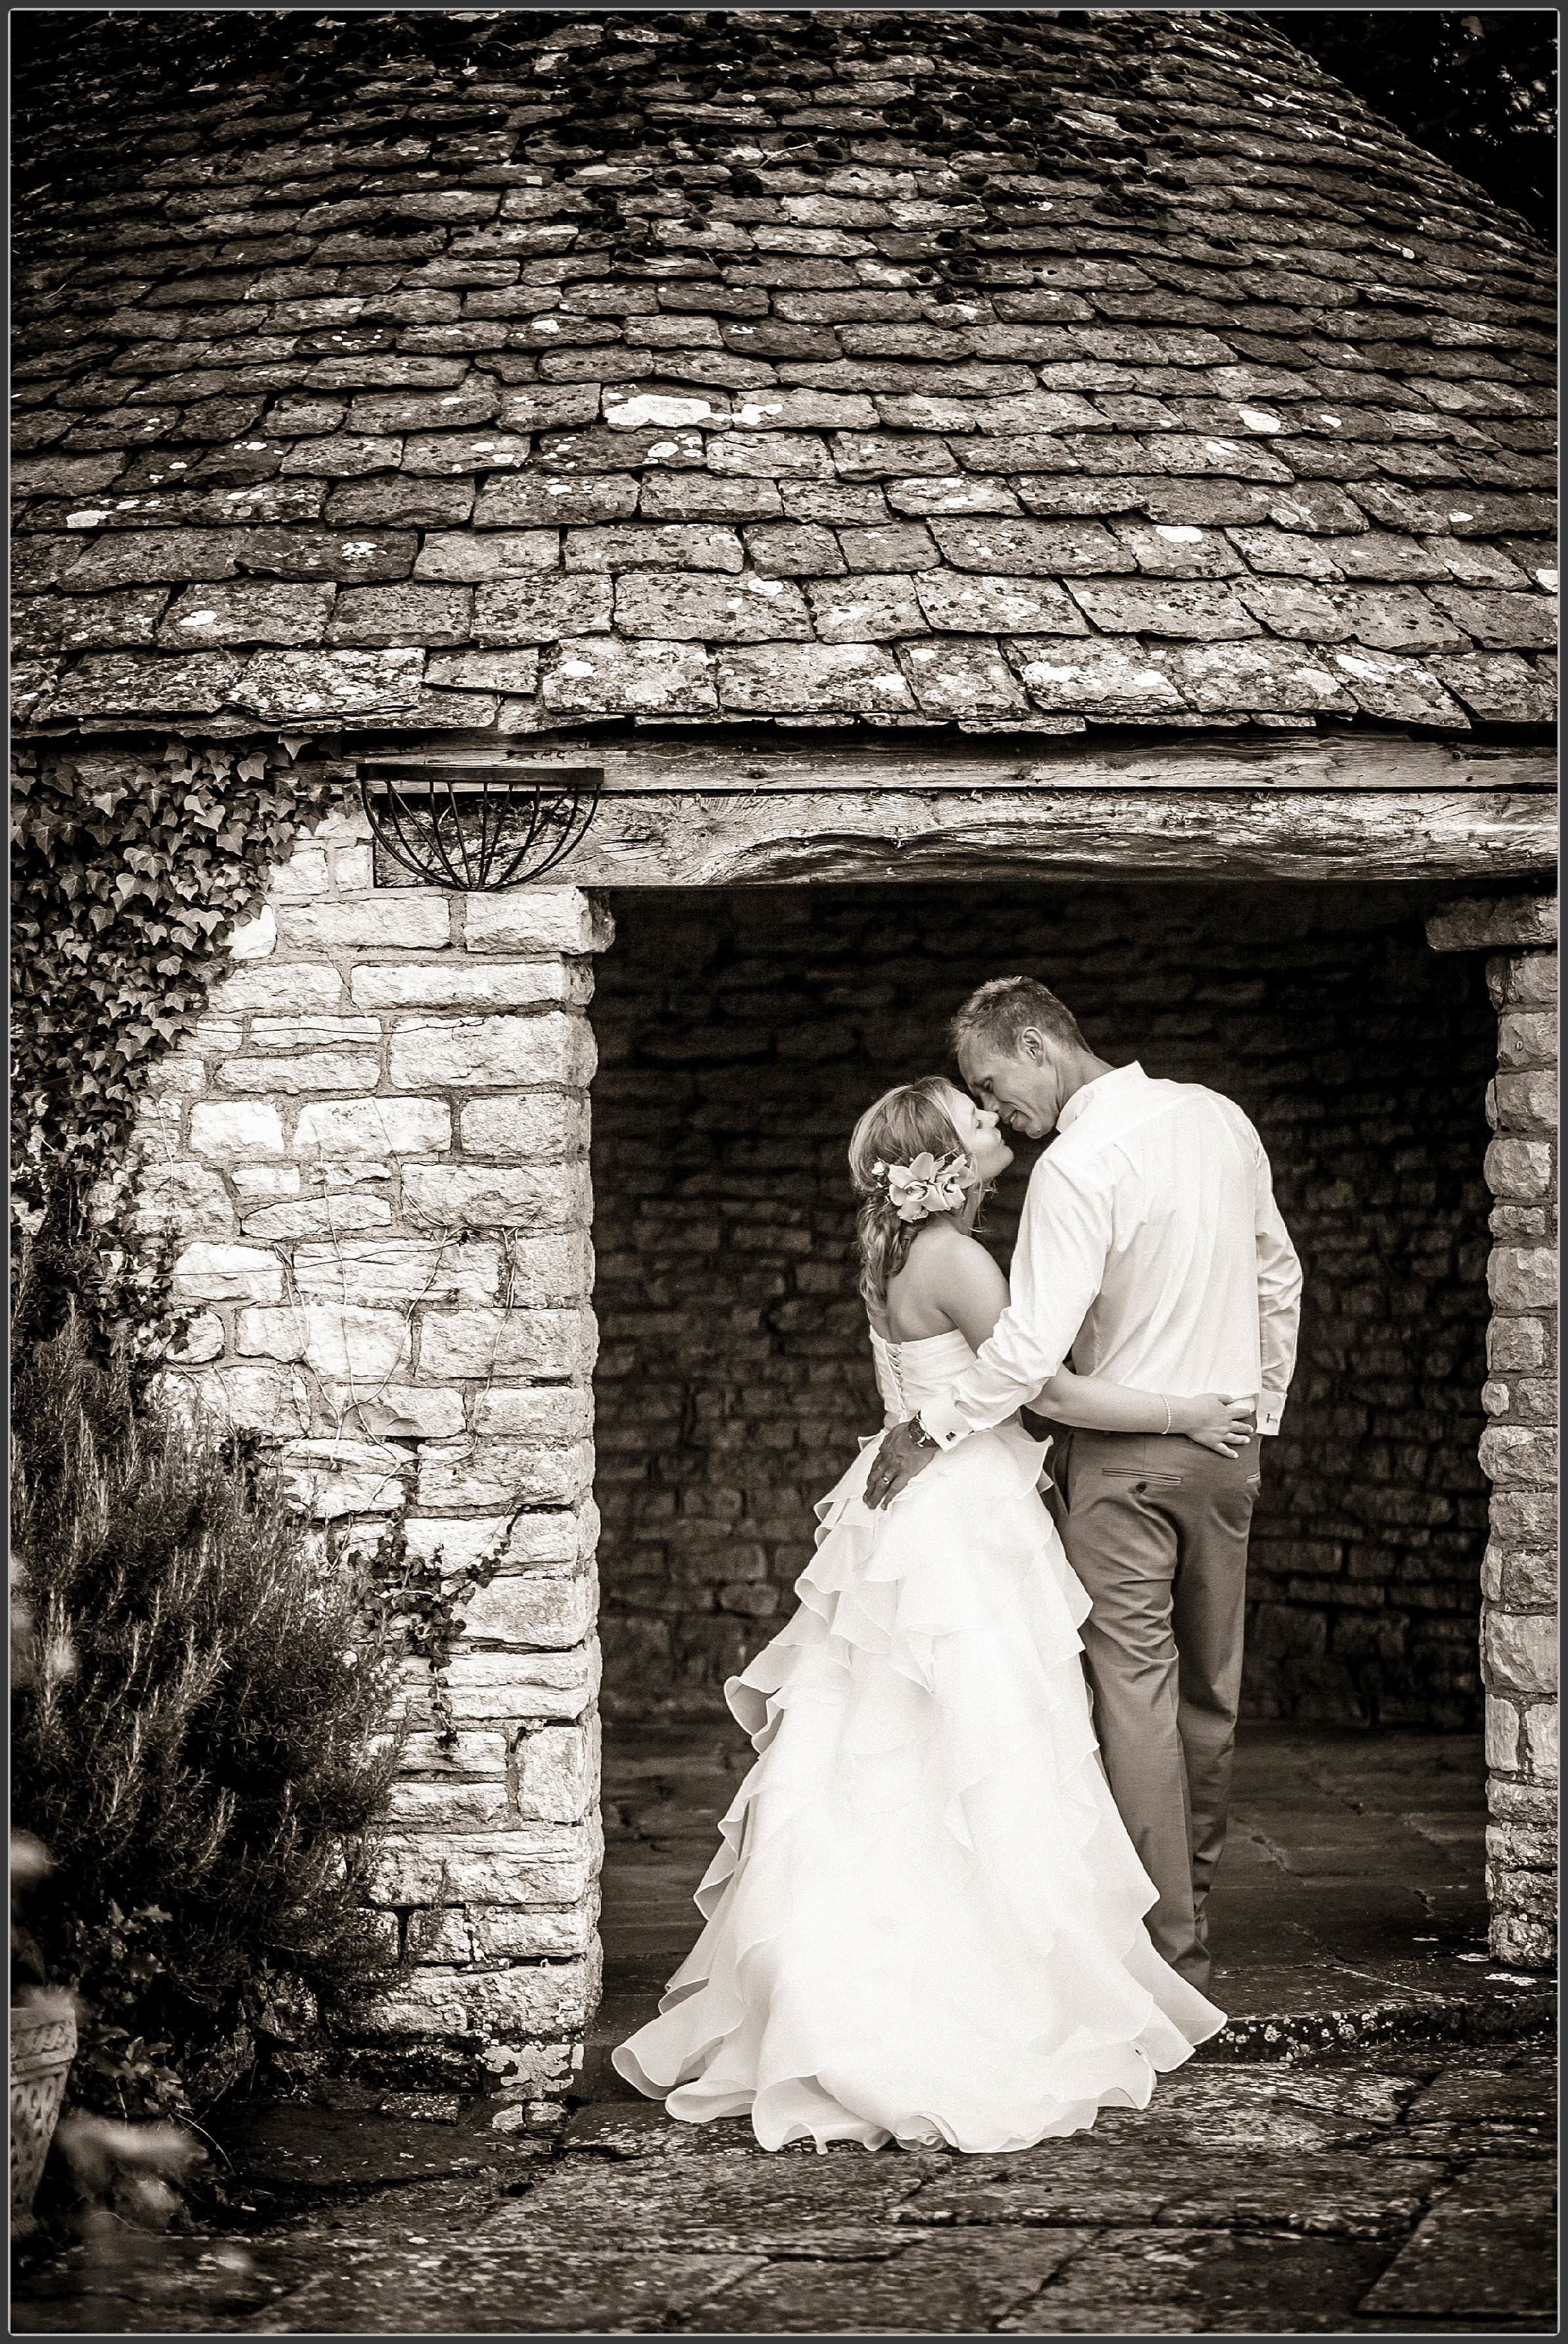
{"left": 930, "top": 1238, "right": 1253, "bottom": 1454}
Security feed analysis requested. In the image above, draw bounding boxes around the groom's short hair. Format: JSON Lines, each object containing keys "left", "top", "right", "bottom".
{"left": 951, "top": 976, "right": 1087, "bottom": 1060}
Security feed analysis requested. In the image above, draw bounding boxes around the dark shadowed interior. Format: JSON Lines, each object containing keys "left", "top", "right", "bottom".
{"left": 591, "top": 880, "right": 1494, "bottom": 1730}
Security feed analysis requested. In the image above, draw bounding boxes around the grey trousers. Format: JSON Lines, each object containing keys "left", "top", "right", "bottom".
{"left": 1055, "top": 1426, "right": 1261, "bottom": 1993}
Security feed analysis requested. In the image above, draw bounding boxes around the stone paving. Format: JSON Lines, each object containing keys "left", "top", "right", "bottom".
{"left": 14, "top": 1726, "right": 1557, "bottom": 2337}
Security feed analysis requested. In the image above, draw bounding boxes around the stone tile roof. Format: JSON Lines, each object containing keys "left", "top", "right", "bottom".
{"left": 11, "top": 9, "right": 1558, "bottom": 740}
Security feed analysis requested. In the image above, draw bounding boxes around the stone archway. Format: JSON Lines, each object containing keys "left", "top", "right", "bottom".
{"left": 150, "top": 794, "right": 1556, "bottom": 2108}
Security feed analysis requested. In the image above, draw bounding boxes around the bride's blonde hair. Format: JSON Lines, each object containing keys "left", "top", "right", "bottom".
{"left": 848, "top": 1076, "right": 976, "bottom": 1308}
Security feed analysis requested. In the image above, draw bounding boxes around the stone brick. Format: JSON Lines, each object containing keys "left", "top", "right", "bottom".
{"left": 232, "top": 646, "right": 425, "bottom": 719}
{"left": 327, "top": 584, "right": 472, "bottom": 647}
{"left": 564, "top": 524, "right": 743, "bottom": 575}
{"left": 1068, "top": 578, "right": 1260, "bottom": 640}
{"left": 348, "top": 385, "right": 502, "bottom": 434}
{"left": 1485, "top": 1138, "right": 1555, "bottom": 1202}
{"left": 368, "top": 1824, "right": 596, "bottom": 1910}
{"left": 177, "top": 1362, "right": 312, "bottom": 1437}
{"left": 930, "top": 515, "right": 1130, "bottom": 575}
{"left": 439, "top": 1645, "right": 599, "bottom": 1724}
{"left": 291, "top": 1097, "right": 452, "bottom": 1157}
{"left": 1483, "top": 1611, "right": 1557, "bottom": 1699}
{"left": 330, "top": 1384, "right": 466, "bottom": 1440}
{"left": 403, "top": 1163, "right": 590, "bottom": 1233}
{"left": 388, "top": 1012, "right": 593, "bottom": 1092}
{"left": 717, "top": 641, "right": 913, "bottom": 714}
{"left": 902, "top": 638, "right": 1028, "bottom": 716}
{"left": 613, "top": 571, "right": 811, "bottom": 643}
{"left": 741, "top": 522, "right": 844, "bottom": 578}
{"left": 424, "top": 648, "right": 540, "bottom": 693}
{"left": 358, "top": 1954, "right": 600, "bottom": 2041}
{"left": 1489, "top": 950, "right": 1558, "bottom": 1009}
{"left": 804, "top": 575, "right": 923, "bottom": 643}
{"left": 1427, "top": 895, "right": 1557, "bottom": 954}
{"left": 473, "top": 576, "right": 611, "bottom": 643}
{"left": 242, "top": 1194, "right": 392, "bottom": 1240}
{"left": 399, "top": 430, "right": 533, "bottom": 476}
{"left": 474, "top": 474, "right": 638, "bottom": 527}
{"left": 464, "top": 888, "right": 614, "bottom": 957}
{"left": 494, "top": 385, "right": 601, "bottom": 433}
{"left": 172, "top": 1242, "right": 285, "bottom": 1303}
{"left": 516, "top": 1725, "right": 596, "bottom": 1825}
{"left": 916, "top": 570, "right": 1085, "bottom": 635}
{"left": 189, "top": 1100, "right": 286, "bottom": 1158}
{"left": 239, "top": 1303, "right": 413, "bottom": 1381}
{"left": 1485, "top": 1693, "right": 1521, "bottom": 1773}
{"left": 135, "top": 1160, "right": 236, "bottom": 1239}
{"left": 1488, "top": 1246, "right": 1558, "bottom": 1314}
{"left": 838, "top": 521, "right": 940, "bottom": 572}
{"left": 458, "top": 1569, "right": 596, "bottom": 1652}
{"left": 413, "top": 530, "right": 557, "bottom": 580}
{"left": 278, "top": 433, "right": 403, "bottom": 478}
{"left": 471, "top": 1387, "right": 594, "bottom": 1441}
{"left": 540, "top": 637, "right": 716, "bottom": 715}
{"left": 1489, "top": 1070, "right": 1557, "bottom": 1135}
{"left": 40, "top": 651, "right": 242, "bottom": 718}
{"left": 1011, "top": 634, "right": 1186, "bottom": 716}
{"left": 219, "top": 1051, "right": 381, "bottom": 1094}
{"left": 327, "top": 478, "right": 475, "bottom": 527}
{"left": 1479, "top": 1424, "right": 1557, "bottom": 1488}
{"left": 290, "top": 1240, "right": 500, "bottom": 1304}
{"left": 1523, "top": 1701, "right": 1558, "bottom": 1781}
{"left": 280, "top": 1436, "right": 410, "bottom": 1519}
{"left": 350, "top": 963, "right": 576, "bottom": 1011}
{"left": 274, "top": 896, "right": 452, "bottom": 951}
{"left": 1498, "top": 1009, "right": 1557, "bottom": 1070}
{"left": 403, "top": 1512, "right": 586, "bottom": 1578}
{"left": 416, "top": 1437, "right": 592, "bottom": 1510}
{"left": 418, "top": 1309, "right": 591, "bottom": 1383}
{"left": 638, "top": 473, "right": 784, "bottom": 523}
{"left": 388, "top": 1781, "right": 511, "bottom": 1830}
{"left": 459, "top": 1096, "right": 592, "bottom": 1169}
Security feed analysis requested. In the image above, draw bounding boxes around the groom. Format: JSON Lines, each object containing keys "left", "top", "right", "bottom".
{"left": 865, "top": 976, "right": 1303, "bottom": 1994}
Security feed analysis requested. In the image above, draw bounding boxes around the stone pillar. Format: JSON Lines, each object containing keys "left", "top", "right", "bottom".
{"left": 142, "top": 791, "right": 613, "bottom": 2110}
{"left": 1427, "top": 891, "right": 1557, "bottom": 1967}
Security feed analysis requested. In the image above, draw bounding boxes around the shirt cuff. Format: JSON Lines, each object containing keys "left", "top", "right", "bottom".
{"left": 1255, "top": 1392, "right": 1285, "bottom": 1437}
{"left": 917, "top": 1398, "right": 969, "bottom": 1449}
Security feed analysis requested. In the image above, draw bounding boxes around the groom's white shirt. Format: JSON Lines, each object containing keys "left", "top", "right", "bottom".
{"left": 918, "top": 1062, "right": 1303, "bottom": 1447}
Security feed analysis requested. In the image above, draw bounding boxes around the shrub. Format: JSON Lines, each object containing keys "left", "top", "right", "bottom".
{"left": 11, "top": 1269, "right": 404, "bottom": 2121}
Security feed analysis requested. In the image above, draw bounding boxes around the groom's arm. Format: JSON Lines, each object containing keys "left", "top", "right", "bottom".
{"left": 916, "top": 1153, "right": 1113, "bottom": 1448}
{"left": 1253, "top": 1149, "right": 1302, "bottom": 1437}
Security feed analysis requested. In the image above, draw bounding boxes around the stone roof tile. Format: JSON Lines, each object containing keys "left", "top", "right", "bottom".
{"left": 11, "top": 7, "right": 1556, "bottom": 738}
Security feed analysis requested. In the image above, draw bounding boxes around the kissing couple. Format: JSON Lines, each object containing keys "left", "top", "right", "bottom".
{"left": 617, "top": 974, "right": 1304, "bottom": 2154}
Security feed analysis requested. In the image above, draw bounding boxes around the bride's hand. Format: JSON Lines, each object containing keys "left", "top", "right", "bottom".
{"left": 1172, "top": 1393, "right": 1257, "bottom": 1456}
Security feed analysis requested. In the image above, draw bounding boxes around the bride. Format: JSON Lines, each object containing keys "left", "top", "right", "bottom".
{"left": 613, "top": 1075, "right": 1250, "bottom": 2154}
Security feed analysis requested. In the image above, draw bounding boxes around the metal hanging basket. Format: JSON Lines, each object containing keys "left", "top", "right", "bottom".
{"left": 357, "top": 760, "right": 603, "bottom": 891}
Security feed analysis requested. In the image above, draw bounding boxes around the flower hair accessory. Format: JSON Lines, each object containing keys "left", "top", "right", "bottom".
{"left": 871, "top": 1150, "right": 974, "bottom": 1223}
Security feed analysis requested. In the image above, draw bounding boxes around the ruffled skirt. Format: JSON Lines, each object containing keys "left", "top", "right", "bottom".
{"left": 612, "top": 1423, "right": 1225, "bottom": 2152}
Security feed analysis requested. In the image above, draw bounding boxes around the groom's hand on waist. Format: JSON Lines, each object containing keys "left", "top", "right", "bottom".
{"left": 865, "top": 1417, "right": 940, "bottom": 1510}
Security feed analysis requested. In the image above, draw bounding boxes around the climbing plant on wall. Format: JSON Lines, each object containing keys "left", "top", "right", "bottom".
{"left": 10, "top": 737, "right": 331, "bottom": 1341}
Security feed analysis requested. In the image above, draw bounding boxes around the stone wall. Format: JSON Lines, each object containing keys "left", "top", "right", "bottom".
{"left": 139, "top": 797, "right": 611, "bottom": 2107}
{"left": 1428, "top": 893, "right": 1558, "bottom": 1968}
{"left": 591, "top": 880, "right": 1497, "bottom": 1731}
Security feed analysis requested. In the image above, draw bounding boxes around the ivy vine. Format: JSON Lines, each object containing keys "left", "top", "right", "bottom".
{"left": 10, "top": 735, "right": 332, "bottom": 1341}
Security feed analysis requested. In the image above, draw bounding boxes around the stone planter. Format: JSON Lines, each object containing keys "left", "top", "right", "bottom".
{"left": 11, "top": 2000, "right": 76, "bottom": 2224}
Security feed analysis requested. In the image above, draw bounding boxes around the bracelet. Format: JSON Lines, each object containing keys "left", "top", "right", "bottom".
{"left": 1160, "top": 1395, "right": 1172, "bottom": 1437}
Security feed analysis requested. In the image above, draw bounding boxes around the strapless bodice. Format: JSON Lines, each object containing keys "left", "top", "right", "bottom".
{"left": 868, "top": 1325, "right": 979, "bottom": 1417}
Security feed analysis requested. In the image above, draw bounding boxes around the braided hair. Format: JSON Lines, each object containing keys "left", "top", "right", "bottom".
{"left": 848, "top": 1076, "right": 976, "bottom": 1310}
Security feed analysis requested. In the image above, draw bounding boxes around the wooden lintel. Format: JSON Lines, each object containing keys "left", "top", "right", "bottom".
{"left": 557, "top": 789, "right": 1556, "bottom": 888}
{"left": 345, "top": 730, "right": 1557, "bottom": 798}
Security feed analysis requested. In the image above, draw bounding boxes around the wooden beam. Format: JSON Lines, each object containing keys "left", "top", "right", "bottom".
{"left": 557, "top": 789, "right": 1556, "bottom": 888}
{"left": 355, "top": 730, "right": 1557, "bottom": 797}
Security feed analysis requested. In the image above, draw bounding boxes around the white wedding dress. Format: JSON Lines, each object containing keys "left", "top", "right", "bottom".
{"left": 613, "top": 1325, "right": 1226, "bottom": 2152}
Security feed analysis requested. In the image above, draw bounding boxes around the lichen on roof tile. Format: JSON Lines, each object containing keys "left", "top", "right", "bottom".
{"left": 11, "top": 7, "right": 1557, "bottom": 739}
